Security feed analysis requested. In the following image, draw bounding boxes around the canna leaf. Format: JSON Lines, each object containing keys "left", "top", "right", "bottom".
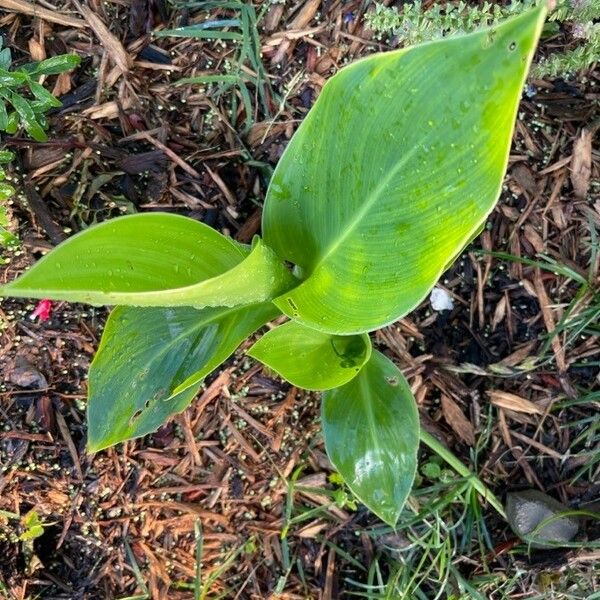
{"left": 263, "top": 6, "right": 546, "bottom": 334}
{"left": 88, "top": 302, "right": 278, "bottom": 451}
{"left": 322, "top": 350, "right": 419, "bottom": 526}
{"left": 0, "top": 213, "right": 295, "bottom": 308}
{"left": 248, "top": 321, "right": 371, "bottom": 390}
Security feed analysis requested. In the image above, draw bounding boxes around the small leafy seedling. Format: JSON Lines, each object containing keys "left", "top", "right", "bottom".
{"left": 0, "top": 38, "right": 80, "bottom": 141}
{"left": 0, "top": 150, "right": 18, "bottom": 263}
{"left": 0, "top": 7, "right": 547, "bottom": 526}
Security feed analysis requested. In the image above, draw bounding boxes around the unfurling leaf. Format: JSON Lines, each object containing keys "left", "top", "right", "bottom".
{"left": 0, "top": 213, "right": 295, "bottom": 308}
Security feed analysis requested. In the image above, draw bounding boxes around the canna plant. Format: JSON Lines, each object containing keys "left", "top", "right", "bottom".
{"left": 0, "top": 6, "right": 546, "bottom": 526}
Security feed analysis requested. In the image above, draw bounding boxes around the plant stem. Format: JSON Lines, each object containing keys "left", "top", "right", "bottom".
{"left": 420, "top": 430, "right": 506, "bottom": 520}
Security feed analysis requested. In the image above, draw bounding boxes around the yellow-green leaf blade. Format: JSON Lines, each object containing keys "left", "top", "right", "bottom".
{"left": 322, "top": 350, "right": 419, "bottom": 526}
{"left": 248, "top": 321, "right": 371, "bottom": 390}
{"left": 263, "top": 6, "right": 546, "bottom": 334}
{"left": 0, "top": 213, "right": 294, "bottom": 308}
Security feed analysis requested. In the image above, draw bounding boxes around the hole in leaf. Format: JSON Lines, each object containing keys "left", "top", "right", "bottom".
{"left": 129, "top": 409, "right": 143, "bottom": 425}
{"left": 509, "top": 41, "right": 517, "bottom": 51}
{"left": 385, "top": 376, "right": 399, "bottom": 386}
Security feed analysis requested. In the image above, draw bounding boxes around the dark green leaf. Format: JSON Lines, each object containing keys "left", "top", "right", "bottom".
{"left": 0, "top": 48, "right": 11, "bottom": 70}
{"left": 5, "top": 112, "right": 18, "bottom": 134}
{"left": 9, "top": 93, "right": 47, "bottom": 141}
{"left": 27, "top": 54, "right": 81, "bottom": 75}
{"left": 0, "top": 102, "right": 8, "bottom": 131}
{"left": 28, "top": 81, "right": 62, "bottom": 108}
{"left": 322, "top": 350, "right": 419, "bottom": 526}
{"left": 248, "top": 321, "right": 371, "bottom": 390}
{"left": 0, "top": 69, "right": 27, "bottom": 86}
{"left": 262, "top": 7, "right": 546, "bottom": 334}
{"left": 87, "top": 302, "right": 278, "bottom": 451}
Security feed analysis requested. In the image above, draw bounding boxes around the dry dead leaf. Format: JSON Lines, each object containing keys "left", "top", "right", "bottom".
{"left": 570, "top": 128, "right": 592, "bottom": 199}
{"left": 28, "top": 38, "right": 45, "bottom": 62}
{"left": 491, "top": 296, "right": 507, "bottom": 332}
{"left": 510, "top": 162, "right": 539, "bottom": 196}
{"left": 523, "top": 224, "right": 544, "bottom": 253}
{"left": 0, "top": 0, "right": 86, "bottom": 28}
{"left": 73, "top": 0, "right": 131, "bottom": 73}
{"left": 440, "top": 394, "right": 475, "bottom": 446}
{"left": 487, "top": 390, "right": 543, "bottom": 415}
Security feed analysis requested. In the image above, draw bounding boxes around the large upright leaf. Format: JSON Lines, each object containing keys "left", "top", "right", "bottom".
{"left": 0, "top": 213, "right": 294, "bottom": 307}
{"left": 263, "top": 6, "right": 546, "bottom": 334}
{"left": 322, "top": 350, "right": 419, "bottom": 526}
{"left": 87, "top": 302, "right": 278, "bottom": 451}
{"left": 248, "top": 321, "right": 371, "bottom": 390}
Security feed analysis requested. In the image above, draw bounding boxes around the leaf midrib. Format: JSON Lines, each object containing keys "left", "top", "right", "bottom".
{"left": 307, "top": 133, "right": 423, "bottom": 275}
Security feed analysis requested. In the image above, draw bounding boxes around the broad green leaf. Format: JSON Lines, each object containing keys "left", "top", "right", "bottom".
{"left": 0, "top": 213, "right": 295, "bottom": 308}
{"left": 263, "top": 6, "right": 546, "bottom": 334}
{"left": 87, "top": 302, "right": 278, "bottom": 451}
{"left": 248, "top": 321, "right": 371, "bottom": 390}
{"left": 322, "top": 350, "right": 419, "bottom": 526}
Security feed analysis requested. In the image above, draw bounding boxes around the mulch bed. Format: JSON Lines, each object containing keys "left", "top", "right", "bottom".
{"left": 0, "top": 0, "right": 598, "bottom": 598}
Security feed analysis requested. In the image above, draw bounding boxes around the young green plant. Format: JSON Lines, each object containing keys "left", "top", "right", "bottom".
{"left": 0, "top": 41, "right": 80, "bottom": 141}
{"left": 0, "top": 7, "right": 547, "bottom": 527}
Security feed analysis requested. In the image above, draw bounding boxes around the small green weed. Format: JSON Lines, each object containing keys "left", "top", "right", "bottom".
{"left": 365, "top": 0, "right": 600, "bottom": 77}
{"left": 0, "top": 38, "right": 79, "bottom": 141}
{"left": 156, "top": 0, "right": 275, "bottom": 131}
{"left": 0, "top": 149, "right": 18, "bottom": 263}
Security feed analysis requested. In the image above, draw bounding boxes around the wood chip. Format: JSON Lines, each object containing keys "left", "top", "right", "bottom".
{"left": 73, "top": 0, "right": 131, "bottom": 73}
{"left": 440, "top": 394, "right": 475, "bottom": 446}
{"left": 290, "top": 0, "right": 321, "bottom": 29}
{"left": 533, "top": 269, "right": 566, "bottom": 373}
{"left": 570, "top": 128, "right": 592, "bottom": 199}
{"left": 0, "top": 0, "right": 86, "bottom": 27}
{"left": 487, "top": 390, "right": 543, "bottom": 415}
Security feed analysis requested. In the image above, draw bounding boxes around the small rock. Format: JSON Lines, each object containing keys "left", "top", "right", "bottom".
{"left": 8, "top": 358, "right": 48, "bottom": 389}
{"left": 506, "top": 489, "right": 579, "bottom": 548}
{"left": 430, "top": 287, "right": 454, "bottom": 312}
